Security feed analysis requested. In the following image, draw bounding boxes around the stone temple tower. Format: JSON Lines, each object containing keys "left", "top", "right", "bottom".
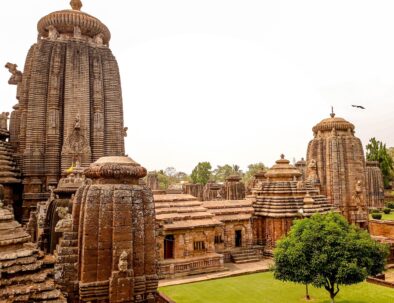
{"left": 7, "top": 1, "right": 126, "bottom": 221}
{"left": 306, "top": 110, "right": 368, "bottom": 227}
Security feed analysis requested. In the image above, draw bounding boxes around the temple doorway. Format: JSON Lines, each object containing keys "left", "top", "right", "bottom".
{"left": 164, "top": 235, "right": 174, "bottom": 259}
{"left": 235, "top": 230, "right": 242, "bottom": 247}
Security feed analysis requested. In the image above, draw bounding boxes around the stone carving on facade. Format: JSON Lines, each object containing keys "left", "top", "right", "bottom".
{"left": 118, "top": 250, "right": 128, "bottom": 272}
{"left": 94, "top": 33, "right": 104, "bottom": 46}
{"left": 47, "top": 25, "right": 59, "bottom": 40}
{"left": 123, "top": 126, "right": 128, "bottom": 137}
{"left": 55, "top": 206, "right": 72, "bottom": 232}
{"left": 0, "top": 112, "right": 9, "bottom": 130}
{"left": 352, "top": 179, "right": 364, "bottom": 207}
{"left": 74, "top": 26, "right": 82, "bottom": 38}
{"left": 62, "top": 116, "right": 90, "bottom": 158}
{"left": 5, "top": 62, "right": 22, "bottom": 85}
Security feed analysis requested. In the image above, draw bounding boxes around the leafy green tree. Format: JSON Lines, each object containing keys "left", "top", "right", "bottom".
{"left": 212, "top": 164, "right": 244, "bottom": 182}
{"left": 366, "top": 138, "right": 394, "bottom": 188}
{"left": 191, "top": 162, "right": 212, "bottom": 185}
{"left": 274, "top": 213, "right": 388, "bottom": 303}
{"left": 243, "top": 162, "right": 267, "bottom": 184}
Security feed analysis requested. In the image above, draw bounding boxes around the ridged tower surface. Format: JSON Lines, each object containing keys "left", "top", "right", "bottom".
{"left": 55, "top": 156, "right": 158, "bottom": 303}
{"left": 8, "top": 4, "right": 125, "bottom": 221}
{"left": 306, "top": 112, "right": 368, "bottom": 225}
{"left": 365, "top": 161, "right": 384, "bottom": 209}
{"left": 0, "top": 204, "right": 66, "bottom": 302}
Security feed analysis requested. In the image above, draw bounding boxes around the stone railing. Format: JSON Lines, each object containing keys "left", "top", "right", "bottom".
{"left": 159, "top": 255, "right": 223, "bottom": 278}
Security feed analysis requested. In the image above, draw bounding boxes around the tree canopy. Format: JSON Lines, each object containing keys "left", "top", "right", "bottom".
{"left": 190, "top": 162, "right": 212, "bottom": 185}
{"left": 366, "top": 138, "right": 394, "bottom": 188}
{"left": 274, "top": 212, "right": 388, "bottom": 303}
{"left": 212, "top": 164, "right": 243, "bottom": 182}
{"left": 243, "top": 162, "right": 267, "bottom": 184}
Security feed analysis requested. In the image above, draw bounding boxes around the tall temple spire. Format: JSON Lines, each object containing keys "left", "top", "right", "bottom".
{"left": 70, "top": 0, "right": 82, "bottom": 11}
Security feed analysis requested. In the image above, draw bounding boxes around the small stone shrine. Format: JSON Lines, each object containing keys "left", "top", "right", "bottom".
{"left": 252, "top": 155, "right": 334, "bottom": 249}
{"left": 55, "top": 156, "right": 158, "bottom": 302}
{"left": 224, "top": 174, "right": 246, "bottom": 200}
{"left": 365, "top": 161, "right": 385, "bottom": 209}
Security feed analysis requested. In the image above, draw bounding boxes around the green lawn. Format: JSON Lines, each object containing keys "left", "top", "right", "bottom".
{"left": 159, "top": 272, "right": 394, "bottom": 303}
{"left": 370, "top": 212, "right": 394, "bottom": 220}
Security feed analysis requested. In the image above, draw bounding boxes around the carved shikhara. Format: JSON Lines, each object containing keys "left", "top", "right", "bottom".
{"left": 306, "top": 113, "right": 369, "bottom": 226}
{"left": 7, "top": 7, "right": 125, "bottom": 222}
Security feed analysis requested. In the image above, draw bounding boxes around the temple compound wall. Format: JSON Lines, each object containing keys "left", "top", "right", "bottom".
{"left": 369, "top": 219, "right": 394, "bottom": 263}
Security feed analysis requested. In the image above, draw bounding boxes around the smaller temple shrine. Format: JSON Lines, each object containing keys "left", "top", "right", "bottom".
{"left": 252, "top": 155, "right": 335, "bottom": 250}
{"left": 202, "top": 199, "right": 257, "bottom": 263}
{"left": 54, "top": 156, "right": 158, "bottom": 302}
{"left": 224, "top": 174, "right": 246, "bottom": 200}
{"left": 365, "top": 161, "right": 385, "bottom": 209}
{"left": 154, "top": 192, "right": 224, "bottom": 278}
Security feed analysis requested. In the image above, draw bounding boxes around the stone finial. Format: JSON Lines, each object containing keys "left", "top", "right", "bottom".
{"left": 280, "top": 154, "right": 285, "bottom": 159}
{"left": 303, "top": 192, "right": 315, "bottom": 205}
{"left": 330, "top": 106, "right": 335, "bottom": 118}
{"left": 118, "top": 251, "right": 128, "bottom": 272}
{"left": 5, "top": 63, "right": 22, "bottom": 85}
{"left": 70, "top": 0, "right": 82, "bottom": 11}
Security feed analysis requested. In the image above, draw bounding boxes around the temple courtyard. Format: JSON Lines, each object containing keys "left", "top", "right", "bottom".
{"left": 159, "top": 272, "right": 394, "bottom": 303}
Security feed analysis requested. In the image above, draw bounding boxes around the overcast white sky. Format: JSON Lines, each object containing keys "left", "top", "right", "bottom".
{"left": 1, "top": 0, "right": 394, "bottom": 173}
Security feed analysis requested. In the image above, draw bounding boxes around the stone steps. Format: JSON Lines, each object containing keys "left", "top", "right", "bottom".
{"left": 231, "top": 249, "right": 260, "bottom": 264}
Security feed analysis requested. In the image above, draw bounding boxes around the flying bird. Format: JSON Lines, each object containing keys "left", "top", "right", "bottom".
{"left": 352, "top": 105, "right": 365, "bottom": 109}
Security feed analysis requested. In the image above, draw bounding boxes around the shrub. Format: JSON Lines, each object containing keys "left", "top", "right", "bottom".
{"left": 371, "top": 209, "right": 380, "bottom": 214}
{"left": 372, "top": 213, "right": 382, "bottom": 220}
{"left": 383, "top": 208, "right": 391, "bottom": 214}
{"left": 387, "top": 202, "right": 394, "bottom": 209}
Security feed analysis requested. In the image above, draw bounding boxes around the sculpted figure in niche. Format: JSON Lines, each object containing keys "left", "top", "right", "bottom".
{"left": 0, "top": 112, "right": 9, "bottom": 130}
{"left": 47, "top": 25, "right": 59, "bottom": 40}
{"left": 5, "top": 62, "right": 22, "bottom": 85}
{"left": 352, "top": 180, "right": 364, "bottom": 207}
{"left": 94, "top": 33, "right": 104, "bottom": 46}
{"left": 307, "top": 159, "right": 319, "bottom": 184}
{"left": 74, "top": 26, "right": 82, "bottom": 39}
{"left": 55, "top": 207, "right": 72, "bottom": 232}
{"left": 74, "top": 113, "right": 81, "bottom": 129}
{"left": 118, "top": 250, "right": 128, "bottom": 272}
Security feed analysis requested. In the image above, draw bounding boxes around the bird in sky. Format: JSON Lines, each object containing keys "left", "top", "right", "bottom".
{"left": 351, "top": 105, "right": 365, "bottom": 109}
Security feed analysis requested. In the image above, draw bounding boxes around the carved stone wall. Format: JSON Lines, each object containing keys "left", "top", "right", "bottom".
{"left": 224, "top": 175, "right": 245, "bottom": 200}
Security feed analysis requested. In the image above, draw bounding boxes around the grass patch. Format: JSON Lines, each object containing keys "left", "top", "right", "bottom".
{"left": 160, "top": 272, "right": 394, "bottom": 303}
{"left": 370, "top": 212, "right": 394, "bottom": 220}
